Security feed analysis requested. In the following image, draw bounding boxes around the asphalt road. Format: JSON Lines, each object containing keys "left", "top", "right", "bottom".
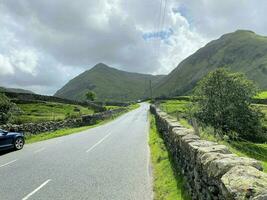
{"left": 0, "top": 103, "right": 152, "bottom": 200}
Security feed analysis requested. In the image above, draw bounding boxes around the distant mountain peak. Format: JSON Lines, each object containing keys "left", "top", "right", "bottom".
{"left": 55, "top": 64, "right": 165, "bottom": 102}
{"left": 91, "top": 63, "right": 111, "bottom": 70}
{"left": 233, "top": 29, "right": 255, "bottom": 34}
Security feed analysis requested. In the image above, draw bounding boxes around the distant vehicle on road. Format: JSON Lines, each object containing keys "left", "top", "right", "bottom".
{"left": 0, "top": 129, "right": 24, "bottom": 151}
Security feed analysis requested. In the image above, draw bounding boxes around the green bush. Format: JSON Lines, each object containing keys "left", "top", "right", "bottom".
{"left": 86, "top": 91, "right": 96, "bottom": 101}
{"left": 192, "top": 68, "right": 265, "bottom": 142}
{"left": 0, "top": 93, "right": 13, "bottom": 124}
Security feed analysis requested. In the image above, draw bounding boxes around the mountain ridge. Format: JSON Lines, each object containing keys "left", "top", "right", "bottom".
{"left": 55, "top": 63, "right": 165, "bottom": 101}
{"left": 153, "top": 30, "right": 267, "bottom": 97}
{"left": 0, "top": 86, "right": 34, "bottom": 94}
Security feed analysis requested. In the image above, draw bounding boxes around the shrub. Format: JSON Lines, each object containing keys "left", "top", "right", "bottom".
{"left": 86, "top": 91, "right": 96, "bottom": 101}
{"left": 192, "top": 68, "right": 265, "bottom": 142}
{"left": 0, "top": 93, "right": 13, "bottom": 124}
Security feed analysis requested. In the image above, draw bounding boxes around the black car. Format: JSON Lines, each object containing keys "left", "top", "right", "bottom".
{"left": 0, "top": 129, "right": 25, "bottom": 151}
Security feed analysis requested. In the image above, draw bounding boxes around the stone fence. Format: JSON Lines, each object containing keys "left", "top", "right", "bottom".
{"left": 0, "top": 108, "right": 126, "bottom": 135}
{"left": 150, "top": 104, "right": 267, "bottom": 200}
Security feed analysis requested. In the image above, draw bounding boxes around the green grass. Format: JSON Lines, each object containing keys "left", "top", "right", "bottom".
{"left": 255, "top": 91, "right": 267, "bottom": 99}
{"left": 256, "top": 104, "right": 267, "bottom": 127}
{"left": 149, "top": 114, "right": 189, "bottom": 200}
{"left": 159, "top": 100, "right": 189, "bottom": 115}
{"left": 26, "top": 125, "right": 97, "bottom": 144}
{"left": 159, "top": 100, "right": 191, "bottom": 128}
{"left": 25, "top": 103, "right": 140, "bottom": 144}
{"left": 200, "top": 130, "right": 267, "bottom": 172}
{"left": 128, "top": 103, "right": 140, "bottom": 110}
{"left": 14, "top": 102, "right": 94, "bottom": 123}
{"left": 105, "top": 105, "right": 121, "bottom": 110}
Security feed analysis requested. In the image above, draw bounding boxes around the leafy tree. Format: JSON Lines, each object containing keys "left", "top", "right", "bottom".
{"left": 0, "top": 93, "right": 13, "bottom": 124}
{"left": 86, "top": 91, "right": 96, "bottom": 101}
{"left": 192, "top": 68, "right": 265, "bottom": 141}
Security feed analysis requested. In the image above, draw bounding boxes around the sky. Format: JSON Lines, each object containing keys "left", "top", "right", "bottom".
{"left": 1, "top": 0, "right": 267, "bottom": 95}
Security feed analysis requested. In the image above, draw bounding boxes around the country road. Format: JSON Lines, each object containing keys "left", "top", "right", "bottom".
{"left": 0, "top": 103, "right": 152, "bottom": 200}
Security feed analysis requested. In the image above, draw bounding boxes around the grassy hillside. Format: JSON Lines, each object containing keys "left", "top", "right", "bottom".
{"left": 55, "top": 63, "right": 164, "bottom": 102}
{"left": 154, "top": 30, "right": 267, "bottom": 97}
{"left": 0, "top": 86, "right": 34, "bottom": 94}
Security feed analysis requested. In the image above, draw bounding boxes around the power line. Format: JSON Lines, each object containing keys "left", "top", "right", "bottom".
{"left": 154, "top": 0, "right": 164, "bottom": 57}
{"left": 161, "top": 0, "right": 168, "bottom": 33}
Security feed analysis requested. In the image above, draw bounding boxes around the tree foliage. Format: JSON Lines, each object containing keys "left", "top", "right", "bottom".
{"left": 0, "top": 93, "right": 13, "bottom": 124}
{"left": 85, "top": 91, "right": 96, "bottom": 101}
{"left": 192, "top": 68, "right": 265, "bottom": 141}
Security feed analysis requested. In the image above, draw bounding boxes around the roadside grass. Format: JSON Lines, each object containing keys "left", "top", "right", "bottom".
{"left": 255, "top": 91, "right": 267, "bottom": 99}
{"left": 14, "top": 102, "right": 94, "bottom": 124}
{"left": 25, "top": 104, "right": 140, "bottom": 144}
{"left": 149, "top": 114, "right": 189, "bottom": 200}
{"left": 159, "top": 99, "right": 267, "bottom": 172}
{"left": 128, "top": 103, "right": 141, "bottom": 110}
{"left": 26, "top": 125, "right": 98, "bottom": 144}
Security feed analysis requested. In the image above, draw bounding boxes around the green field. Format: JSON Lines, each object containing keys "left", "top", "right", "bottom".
{"left": 255, "top": 91, "right": 267, "bottom": 99}
{"left": 159, "top": 99, "right": 267, "bottom": 172}
{"left": 13, "top": 102, "right": 94, "bottom": 124}
{"left": 105, "top": 105, "right": 121, "bottom": 110}
{"left": 149, "top": 114, "right": 189, "bottom": 200}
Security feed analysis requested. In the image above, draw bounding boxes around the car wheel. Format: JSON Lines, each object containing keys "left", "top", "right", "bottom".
{"left": 14, "top": 137, "right": 24, "bottom": 150}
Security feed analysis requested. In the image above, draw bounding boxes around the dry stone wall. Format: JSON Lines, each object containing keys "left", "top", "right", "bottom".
{"left": 0, "top": 108, "right": 126, "bottom": 135}
{"left": 150, "top": 104, "right": 267, "bottom": 200}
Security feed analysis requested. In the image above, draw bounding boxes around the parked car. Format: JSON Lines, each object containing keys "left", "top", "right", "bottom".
{"left": 0, "top": 129, "right": 25, "bottom": 151}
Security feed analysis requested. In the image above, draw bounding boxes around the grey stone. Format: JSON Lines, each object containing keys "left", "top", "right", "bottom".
{"left": 221, "top": 166, "right": 267, "bottom": 200}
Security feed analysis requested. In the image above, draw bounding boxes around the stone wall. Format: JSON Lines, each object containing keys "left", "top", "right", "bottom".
{"left": 0, "top": 108, "right": 126, "bottom": 135}
{"left": 150, "top": 104, "right": 267, "bottom": 200}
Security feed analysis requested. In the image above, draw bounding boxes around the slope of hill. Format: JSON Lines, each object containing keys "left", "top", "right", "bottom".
{"left": 55, "top": 63, "right": 165, "bottom": 101}
{"left": 153, "top": 30, "right": 267, "bottom": 97}
{"left": 0, "top": 86, "right": 34, "bottom": 94}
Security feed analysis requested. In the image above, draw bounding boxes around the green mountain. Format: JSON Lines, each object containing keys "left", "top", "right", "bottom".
{"left": 153, "top": 30, "right": 267, "bottom": 97}
{"left": 0, "top": 86, "right": 34, "bottom": 94}
{"left": 55, "top": 63, "right": 165, "bottom": 101}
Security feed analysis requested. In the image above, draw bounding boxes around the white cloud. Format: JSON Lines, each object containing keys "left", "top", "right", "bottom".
{"left": 0, "top": 0, "right": 267, "bottom": 94}
{"left": 0, "top": 54, "right": 14, "bottom": 75}
{"left": 10, "top": 49, "right": 38, "bottom": 75}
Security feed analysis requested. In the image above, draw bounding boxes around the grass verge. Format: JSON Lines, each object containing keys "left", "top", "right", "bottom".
{"left": 26, "top": 104, "right": 140, "bottom": 144}
{"left": 149, "top": 114, "right": 189, "bottom": 200}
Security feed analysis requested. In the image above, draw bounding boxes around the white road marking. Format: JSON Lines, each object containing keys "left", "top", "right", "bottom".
{"left": 34, "top": 148, "right": 45, "bottom": 154}
{"left": 22, "top": 179, "right": 51, "bottom": 200}
{"left": 0, "top": 159, "right": 17, "bottom": 168}
{"left": 86, "top": 132, "right": 112, "bottom": 153}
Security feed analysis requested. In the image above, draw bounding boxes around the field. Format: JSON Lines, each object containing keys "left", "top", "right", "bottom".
{"left": 13, "top": 102, "right": 94, "bottom": 124}
{"left": 159, "top": 99, "right": 267, "bottom": 172}
{"left": 105, "top": 105, "right": 121, "bottom": 110}
{"left": 255, "top": 91, "right": 267, "bottom": 99}
{"left": 149, "top": 114, "right": 189, "bottom": 200}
